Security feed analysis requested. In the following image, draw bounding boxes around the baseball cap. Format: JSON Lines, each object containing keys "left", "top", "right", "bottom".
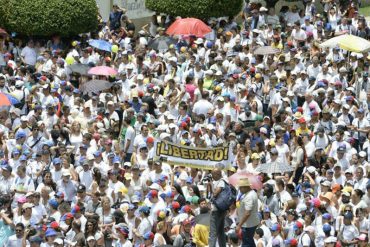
{"left": 270, "top": 223, "right": 281, "bottom": 232}
{"left": 322, "top": 223, "right": 331, "bottom": 232}
{"left": 77, "top": 184, "right": 86, "bottom": 193}
{"left": 139, "top": 205, "right": 151, "bottom": 214}
{"left": 55, "top": 191, "right": 65, "bottom": 199}
{"left": 143, "top": 231, "right": 154, "bottom": 240}
{"left": 293, "top": 221, "right": 304, "bottom": 231}
{"left": 48, "top": 199, "right": 59, "bottom": 208}
{"left": 146, "top": 190, "right": 158, "bottom": 199}
{"left": 45, "top": 228, "right": 57, "bottom": 237}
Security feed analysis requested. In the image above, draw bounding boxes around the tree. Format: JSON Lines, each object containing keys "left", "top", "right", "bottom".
{"left": 0, "top": 0, "right": 99, "bottom": 37}
{"left": 145, "top": 0, "right": 244, "bottom": 20}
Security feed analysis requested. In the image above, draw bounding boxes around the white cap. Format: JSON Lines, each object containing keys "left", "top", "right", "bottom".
{"left": 167, "top": 114, "right": 176, "bottom": 120}
{"left": 107, "top": 101, "right": 114, "bottom": 105}
{"left": 62, "top": 169, "right": 71, "bottom": 177}
{"left": 194, "top": 38, "right": 204, "bottom": 44}
{"left": 160, "top": 132, "right": 171, "bottom": 140}
{"left": 86, "top": 236, "right": 95, "bottom": 241}
{"left": 15, "top": 80, "right": 24, "bottom": 88}
{"left": 205, "top": 70, "right": 214, "bottom": 75}
{"left": 169, "top": 123, "right": 177, "bottom": 129}
{"left": 359, "top": 151, "right": 366, "bottom": 158}
{"left": 149, "top": 183, "right": 161, "bottom": 190}
{"left": 157, "top": 124, "right": 168, "bottom": 131}
{"left": 215, "top": 71, "right": 223, "bottom": 76}
{"left": 169, "top": 57, "right": 177, "bottom": 63}
{"left": 20, "top": 116, "right": 28, "bottom": 121}
{"left": 137, "top": 74, "right": 144, "bottom": 80}
{"left": 54, "top": 238, "right": 64, "bottom": 245}
{"left": 206, "top": 124, "right": 215, "bottom": 130}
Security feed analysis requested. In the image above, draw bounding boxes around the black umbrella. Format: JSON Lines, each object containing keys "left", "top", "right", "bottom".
{"left": 69, "top": 63, "right": 89, "bottom": 75}
{"left": 148, "top": 36, "right": 177, "bottom": 52}
{"left": 81, "top": 80, "right": 112, "bottom": 94}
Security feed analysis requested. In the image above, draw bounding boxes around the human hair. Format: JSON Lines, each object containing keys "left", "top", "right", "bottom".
{"left": 255, "top": 228, "right": 264, "bottom": 238}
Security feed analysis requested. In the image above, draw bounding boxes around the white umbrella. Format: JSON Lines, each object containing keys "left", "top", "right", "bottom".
{"left": 319, "top": 34, "right": 347, "bottom": 49}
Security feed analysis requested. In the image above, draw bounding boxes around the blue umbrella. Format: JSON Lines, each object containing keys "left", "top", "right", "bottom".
{"left": 88, "top": 39, "right": 112, "bottom": 52}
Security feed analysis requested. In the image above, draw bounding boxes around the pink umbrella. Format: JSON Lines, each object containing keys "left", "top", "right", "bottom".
{"left": 166, "top": 18, "right": 211, "bottom": 37}
{"left": 228, "top": 172, "right": 263, "bottom": 190}
{"left": 88, "top": 66, "right": 118, "bottom": 76}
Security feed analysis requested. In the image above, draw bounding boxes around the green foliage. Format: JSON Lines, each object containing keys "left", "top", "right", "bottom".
{"left": 145, "top": 0, "right": 243, "bottom": 20}
{"left": 0, "top": 0, "right": 99, "bottom": 37}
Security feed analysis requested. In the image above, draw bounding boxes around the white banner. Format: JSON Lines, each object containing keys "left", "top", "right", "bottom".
{"left": 154, "top": 141, "right": 232, "bottom": 170}
{"left": 122, "top": 0, "right": 154, "bottom": 20}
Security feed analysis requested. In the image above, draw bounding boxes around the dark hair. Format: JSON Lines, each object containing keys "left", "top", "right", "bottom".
{"left": 16, "top": 222, "right": 25, "bottom": 230}
{"left": 173, "top": 183, "right": 185, "bottom": 197}
{"left": 354, "top": 189, "right": 364, "bottom": 199}
{"left": 190, "top": 185, "right": 201, "bottom": 198}
{"left": 255, "top": 228, "right": 264, "bottom": 238}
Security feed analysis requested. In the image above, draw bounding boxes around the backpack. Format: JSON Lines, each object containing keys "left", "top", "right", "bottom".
{"left": 212, "top": 179, "right": 237, "bottom": 211}
{"left": 300, "top": 232, "right": 316, "bottom": 247}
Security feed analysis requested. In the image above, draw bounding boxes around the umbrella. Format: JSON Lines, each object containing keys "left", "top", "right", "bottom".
{"left": 0, "top": 93, "right": 20, "bottom": 106}
{"left": 228, "top": 172, "right": 263, "bottom": 190}
{"left": 319, "top": 34, "right": 347, "bottom": 49}
{"left": 338, "top": 35, "right": 370, "bottom": 53}
{"left": 81, "top": 80, "right": 112, "bottom": 94}
{"left": 255, "top": 161, "right": 294, "bottom": 174}
{"left": 0, "top": 28, "right": 8, "bottom": 37}
{"left": 253, "top": 46, "right": 280, "bottom": 55}
{"left": 88, "top": 39, "right": 112, "bottom": 52}
{"left": 148, "top": 36, "right": 177, "bottom": 51}
{"left": 88, "top": 66, "right": 118, "bottom": 76}
{"left": 69, "top": 64, "right": 89, "bottom": 75}
{"left": 319, "top": 34, "right": 370, "bottom": 53}
{"left": 166, "top": 18, "right": 211, "bottom": 37}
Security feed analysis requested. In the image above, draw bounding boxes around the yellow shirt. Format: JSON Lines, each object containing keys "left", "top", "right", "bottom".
{"left": 193, "top": 224, "right": 209, "bottom": 247}
{"left": 296, "top": 127, "right": 311, "bottom": 136}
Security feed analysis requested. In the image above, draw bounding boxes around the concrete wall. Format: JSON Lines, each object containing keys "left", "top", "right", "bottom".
{"left": 96, "top": 0, "right": 153, "bottom": 31}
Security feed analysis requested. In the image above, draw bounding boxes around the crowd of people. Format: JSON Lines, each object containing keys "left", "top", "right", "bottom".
{"left": 0, "top": 0, "right": 370, "bottom": 246}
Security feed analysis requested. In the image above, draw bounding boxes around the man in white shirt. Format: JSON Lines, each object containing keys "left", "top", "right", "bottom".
{"left": 20, "top": 40, "right": 37, "bottom": 66}
{"left": 5, "top": 223, "right": 27, "bottom": 247}
{"left": 193, "top": 91, "right": 214, "bottom": 116}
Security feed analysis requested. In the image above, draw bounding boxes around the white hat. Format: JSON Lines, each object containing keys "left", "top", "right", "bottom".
{"left": 194, "top": 38, "right": 204, "bottom": 44}
{"left": 260, "top": 127, "right": 267, "bottom": 134}
{"left": 126, "top": 64, "right": 134, "bottom": 70}
{"left": 252, "top": 29, "right": 261, "bottom": 34}
{"left": 169, "top": 57, "right": 177, "bottom": 63}
{"left": 206, "top": 124, "right": 215, "bottom": 130}
{"left": 259, "top": 6, "right": 268, "bottom": 11}
{"left": 107, "top": 101, "right": 114, "bottom": 105}
{"left": 54, "top": 238, "right": 64, "bottom": 245}
{"left": 86, "top": 236, "right": 95, "bottom": 241}
{"left": 287, "top": 91, "right": 295, "bottom": 96}
{"left": 167, "top": 114, "right": 176, "bottom": 120}
{"left": 205, "top": 70, "right": 214, "bottom": 75}
{"left": 62, "top": 169, "right": 71, "bottom": 177}
{"left": 321, "top": 180, "right": 331, "bottom": 187}
{"left": 157, "top": 124, "right": 168, "bottom": 131}
{"left": 149, "top": 183, "right": 161, "bottom": 190}
{"left": 215, "top": 71, "right": 223, "bottom": 76}
{"left": 339, "top": 67, "right": 347, "bottom": 73}
{"left": 15, "top": 80, "right": 24, "bottom": 88}
{"left": 307, "top": 166, "right": 316, "bottom": 174}
{"left": 359, "top": 151, "right": 367, "bottom": 158}
{"left": 20, "top": 116, "right": 28, "bottom": 122}
{"left": 123, "top": 162, "right": 132, "bottom": 167}
{"left": 169, "top": 123, "right": 177, "bottom": 129}
{"left": 137, "top": 74, "right": 144, "bottom": 80}
{"left": 159, "top": 133, "right": 171, "bottom": 140}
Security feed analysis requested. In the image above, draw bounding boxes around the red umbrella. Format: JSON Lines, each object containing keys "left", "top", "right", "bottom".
{"left": 166, "top": 18, "right": 212, "bottom": 37}
{"left": 228, "top": 172, "right": 263, "bottom": 190}
{"left": 88, "top": 66, "right": 117, "bottom": 76}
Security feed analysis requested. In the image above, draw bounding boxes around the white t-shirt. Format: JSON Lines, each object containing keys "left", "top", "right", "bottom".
{"left": 124, "top": 126, "right": 136, "bottom": 154}
{"left": 21, "top": 46, "right": 37, "bottom": 66}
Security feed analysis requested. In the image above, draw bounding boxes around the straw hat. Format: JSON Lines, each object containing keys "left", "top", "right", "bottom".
{"left": 237, "top": 178, "right": 251, "bottom": 188}
{"left": 319, "top": 192, "right": 336, "bottom": 206}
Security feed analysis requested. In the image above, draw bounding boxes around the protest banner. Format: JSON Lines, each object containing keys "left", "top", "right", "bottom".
{"left": 154, "top": 141, "right": 232, "bottom": 170}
